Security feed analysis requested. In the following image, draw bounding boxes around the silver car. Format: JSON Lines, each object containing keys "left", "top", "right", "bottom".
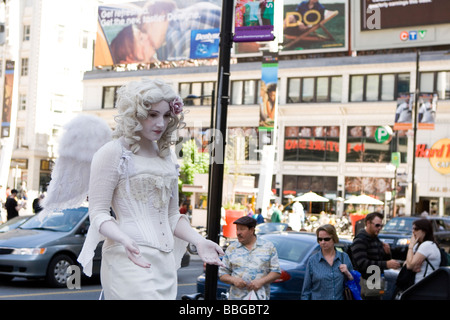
{"left": 0, "top": 207, "right": 102, "bottom": 287}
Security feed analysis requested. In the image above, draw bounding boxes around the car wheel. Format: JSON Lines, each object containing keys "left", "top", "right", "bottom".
{"left": 46, "top": 254, "right": 74, "bottom": 288}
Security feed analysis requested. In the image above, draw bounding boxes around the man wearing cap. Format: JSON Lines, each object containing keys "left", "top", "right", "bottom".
{"left": 219, "top": 216, "right": 281, "bottom": 300}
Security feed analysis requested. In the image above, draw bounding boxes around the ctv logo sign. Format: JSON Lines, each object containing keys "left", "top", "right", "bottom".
{"left": 400, "top": 30, "right": 427, "bottom": 41}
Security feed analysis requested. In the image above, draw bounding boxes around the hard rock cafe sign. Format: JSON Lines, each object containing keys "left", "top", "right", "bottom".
{"left": 416, "top": 138, "right": 450, "bottom": 175}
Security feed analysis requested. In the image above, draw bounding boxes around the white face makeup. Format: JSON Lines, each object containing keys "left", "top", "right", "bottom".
{"left": 139, "top": 100, "right": 171, "bottom": 141}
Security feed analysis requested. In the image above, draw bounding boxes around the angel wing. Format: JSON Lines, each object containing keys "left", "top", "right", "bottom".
{"left": 42, "top": 114, "right": 112, "bottom": 211}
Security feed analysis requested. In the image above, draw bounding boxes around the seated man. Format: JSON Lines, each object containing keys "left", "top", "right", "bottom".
{"left": 284, "top": 0, "right": 325, "bottom": 37}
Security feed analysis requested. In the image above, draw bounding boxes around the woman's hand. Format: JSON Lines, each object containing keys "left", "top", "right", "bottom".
{"left": 196, "top": 239, "right": 225, "bottom": 267}
{"left": 409, "top": 234, "right": 418, "bottom": 249}
{"left": 121, "top": 237, "right": 151, "bottom": 268}
{"left": 339, "top": 264, "right": 353, "bottom": 280}
{"left": 99, "top": 220, "right": 151, "bottom": 268}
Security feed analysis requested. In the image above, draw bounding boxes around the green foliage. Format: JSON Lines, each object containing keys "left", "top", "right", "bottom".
{"left": 178, "top": 139, "right": 210, "bottom": 193}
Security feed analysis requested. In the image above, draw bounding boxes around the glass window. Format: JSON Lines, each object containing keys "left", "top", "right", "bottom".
{"left": 346, "top": 126, "right": 407, "bottom": 163}
{"left": 21, "top": 58, "right": 29, "bottom": 76}
{"left": 203, "top": 81, "right": 215, "bottom": 106}
{"left": 19, "top": 94, "right": 27, "bottom": 111}
{"left": 243, "top": 80, "right": 256, "bottom": 104}
{"left": 366, "top": 75, "right": 379, "bottom": 101}
{"left": 287, "top": 76, "right": 341, "bottom": 103}
{"left": 316, "top": 77, "right": 329, "bottom": 102}
{"left": 102, "top": 87, "right": 116, "bottom": 109}
{"left": 287, "top": 78, "right": 300, "bottom": 103}
{"left": 350, "top": 75, "right": 364, "bottom": 102}
{"left": 437, "top": 71, "right": 450, "bottom": 100}
{"left": 397, "top": 73, "right": 410, "bottom": 94}
{"left": 301, "top": 78, "right": 315, "bottom": 102}
{"left": 231, "top": 81, "right": 243, "bottom": 105}
{"left": 284, "top": 126, "right": 340, "bottom": 162}
{"left": 381, "top": 74, "right": 395, "bottom": 101}
{"left": 23, "top": 25, "right": 30, "bottom": 41}
{"left": 330, "top": 77, "right": 342, "bottom": 102}
{"left": 179, "top": 83, "right": 191, "bottom": 101}
{"left": 420, "top": 72, "right": 434, "bottom": 93}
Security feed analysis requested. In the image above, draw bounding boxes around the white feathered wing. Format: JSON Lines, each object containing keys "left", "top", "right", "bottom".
{"left": 42, "top": 114, "right": 112, "bottom": 211}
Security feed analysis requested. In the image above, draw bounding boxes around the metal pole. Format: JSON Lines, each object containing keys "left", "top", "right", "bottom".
{"left": 204, "top": 0, "right": 234, "bottom": 300}
{"left": 411, "top": 50, "right": 420, "bottom": 216}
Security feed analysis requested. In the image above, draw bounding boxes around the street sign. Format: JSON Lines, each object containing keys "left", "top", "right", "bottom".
{"left": 374, "top": 126, "right": 393, "bottom": 144}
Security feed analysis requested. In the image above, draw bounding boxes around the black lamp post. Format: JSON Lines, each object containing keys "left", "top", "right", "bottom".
{"left": 204, "top": 0, "right": 234, "bottom": 300}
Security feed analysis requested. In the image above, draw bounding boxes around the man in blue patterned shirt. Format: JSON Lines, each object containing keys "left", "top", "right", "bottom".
{"left": 219, "top": 216, "right": 280, "bottom": 300}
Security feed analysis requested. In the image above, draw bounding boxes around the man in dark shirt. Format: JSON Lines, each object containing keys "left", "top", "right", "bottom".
{"left": 350, "top": 212, "right": 400, "bottom": 299}
{"left": 5, "top": 189, "right": 25, "bottom": 220}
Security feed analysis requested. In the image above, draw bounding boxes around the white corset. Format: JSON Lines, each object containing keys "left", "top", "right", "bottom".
{"left": 78, "top": 139, "right": 187, "bottom": 276}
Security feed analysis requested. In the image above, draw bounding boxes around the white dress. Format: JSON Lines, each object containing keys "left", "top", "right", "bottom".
{"left": 78, "top": 138, "right": 187, "bottom": 300}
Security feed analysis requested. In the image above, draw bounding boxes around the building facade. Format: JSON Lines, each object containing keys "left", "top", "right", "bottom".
{"left": 0, "top": 0, "right": 97, "bottom": 208}
{"left": 82, "top": 50, "right": 450, "bottom": 217}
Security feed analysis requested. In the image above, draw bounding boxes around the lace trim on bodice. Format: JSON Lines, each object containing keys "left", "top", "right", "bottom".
{"left": 116, "top": 147, "right": 177, "bottom": 208}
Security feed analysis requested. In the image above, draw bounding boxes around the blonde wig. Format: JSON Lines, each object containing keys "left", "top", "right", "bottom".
{"left": 112, "top": 78, "right": 185, "bottom": 157}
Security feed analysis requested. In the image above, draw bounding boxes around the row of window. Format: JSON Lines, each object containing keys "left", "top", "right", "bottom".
{"left": 281, "top": 175, "right": 405, "bottom": 208}
{"left": 175, "top": 125, "right": 408, "bottom": 164}
{"left": 101, "top": 70, "right": 450, "bottom": 109}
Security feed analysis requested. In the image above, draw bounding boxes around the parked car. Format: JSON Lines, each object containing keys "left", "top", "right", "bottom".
{"left": 378, "top": 216, "right": 450, "bottom": 261}
{"left": 0, "top": 215, "right": 33, "bottom": 233}
{"left": 195, "top": 232, "right": 355, "bottom": 300}
{"left": 255, "top": 222, "right": 290, "bottom": 235}
{"left": 0, "top": 207, "right": 102, "bottom": 287}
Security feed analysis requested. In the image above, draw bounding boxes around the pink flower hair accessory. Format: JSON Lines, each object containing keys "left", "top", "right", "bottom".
{"left": 169, "top": 96, "right": 184, "bottom": 115}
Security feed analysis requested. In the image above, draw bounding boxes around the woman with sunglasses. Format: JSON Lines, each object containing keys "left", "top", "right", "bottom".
{"left": 301, "top": 224, "right": 354, "bottom": 300}
{"left": 406, "top": 219, "right": 441, "bottom": 284}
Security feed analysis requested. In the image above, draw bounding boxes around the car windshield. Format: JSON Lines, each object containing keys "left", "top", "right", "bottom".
{"left": 262, "top": 234, "right": 315, "bottom": 263}
{"left": 381, "top": 218, "right": 414, "bottom": 234}
{"left": 20, "top": 207, "right": 88, "bottom": 232}
{"left": 0, "top": 216, "right": 31, "bottom": 233}
{"left": 256, "top": 223, "right": 286, "bottom": 233}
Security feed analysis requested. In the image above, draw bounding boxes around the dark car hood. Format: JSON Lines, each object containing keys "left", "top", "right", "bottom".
{"left": 0, "top": 228, "right": 69, "bottom": 248}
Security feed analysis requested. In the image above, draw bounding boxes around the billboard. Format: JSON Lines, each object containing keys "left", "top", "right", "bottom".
{"left": 95, "top": 0, "right": 221, "bottom": 66}
{"left": 234, "top": 0, "right": 348, "bottom": 56}
{"left": 353, "top": 0, "right": 450, "bottom": 50}
{"left": 361, "top": 0, "right": 450, "bottom": 31}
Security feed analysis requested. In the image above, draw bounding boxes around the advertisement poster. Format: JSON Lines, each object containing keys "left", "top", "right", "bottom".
{"left": 95, "top": 0, "right": 221, "bottom": 66}
{"left": 1, "top": 61, "right": 14, "bottom": 138}
{"left": 394, "top": 92, "right": 438, "bottom": 131}
{"left": 361, "top": 0, "right": 450, "bottom": 31}
{"left": 394, "top": 93, "right": 413, "bottom": 130}
{"left": 234, "top": 0, "right": 348, "bottom": 56}
{"left": 259, "top": 53, "right": 278, "bottom": 130}
{"left": 418, "top": 93, "right": 438, "bottom": 130}
{"left": 234, "top": 0, "right": 275, "bottom": 42}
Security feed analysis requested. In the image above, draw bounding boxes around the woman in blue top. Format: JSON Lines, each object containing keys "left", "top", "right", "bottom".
{"left": 301, "top": 224, "right": 354, "bottom": 300}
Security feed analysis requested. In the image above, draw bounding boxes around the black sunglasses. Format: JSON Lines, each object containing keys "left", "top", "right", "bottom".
{"left": 317, "top": 237, "right": 332, "bottom": 242}
{"left": 371, "top": 222, "right": 383, "bottom": 228}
